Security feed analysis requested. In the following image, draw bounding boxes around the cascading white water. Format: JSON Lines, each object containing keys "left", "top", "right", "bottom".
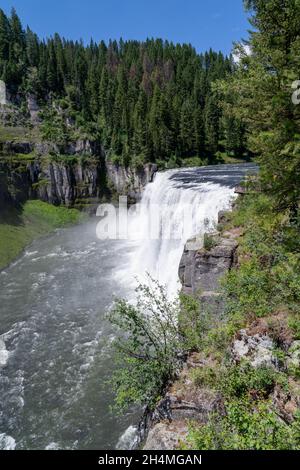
{"left": 117, "top": 166, "right": 240, "bottom": 449}
{"left": 0, "top": 163, "right": 255, "bottom": 450}
{"left": 130, "top": 168, "right": 237, "bottom": 297}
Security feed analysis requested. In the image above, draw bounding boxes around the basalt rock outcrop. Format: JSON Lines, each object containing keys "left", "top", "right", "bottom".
{"left": 143, "top": 214, "right": 240, "bottom": 450}
{"left": 143, "top": 352, "right": 225, "bottom": 450}
{"left": 179, "top": 223, "right": 240, "bottom": 315}
{"left": 31, "top": 158, "right": 105, "bottom": 208}
{"left": 0, "top": 135, "right": 156, "bottom": 209}
{"left": 106, "top": 161, "right": 157, "bottom": 202}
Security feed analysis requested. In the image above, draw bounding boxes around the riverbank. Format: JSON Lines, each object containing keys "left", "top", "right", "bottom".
{"left": 0, "top": 200, "right": 84, "bottom": 270}
{"left": 143, "top": 190, "right": 300, "bottom": 450}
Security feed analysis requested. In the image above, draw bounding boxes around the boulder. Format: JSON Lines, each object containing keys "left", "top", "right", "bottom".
{"left": 232, "top": 329, "right": 277, "bottom": 368}
{"left": 143, "top": 422, "right": 188, "bottom": 450}
{"left": 179, "top": 229, "right": 239, "bottom": 313}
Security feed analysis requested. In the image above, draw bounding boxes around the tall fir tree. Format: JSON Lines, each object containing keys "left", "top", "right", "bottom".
{"left": 220, "top": 0, "right": 300, "bottom": 213}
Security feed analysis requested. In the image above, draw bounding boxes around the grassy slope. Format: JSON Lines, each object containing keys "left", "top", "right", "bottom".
{"left": 0, "top": 125, "right": 41, "bottom": 143}
{"left": 0, "top": 200, "right": 83, "bottom": 270}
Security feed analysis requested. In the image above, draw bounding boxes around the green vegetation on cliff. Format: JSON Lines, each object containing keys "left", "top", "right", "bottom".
{"left": 184, "top": 0, "right": 300, "bottom": 450}
{"left": 182, "top": 190, "right": 300, "bottom": 450}
{"left": 109, "top": 0, "right": 300, "bottom": 451}
{"left": 0, "top": 200, "right": 83, "bottom": 270}
{"left": 0, "top": 8, "right": 249, "bottom": 166}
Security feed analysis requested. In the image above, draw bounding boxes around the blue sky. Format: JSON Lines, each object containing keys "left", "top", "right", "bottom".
{"left": 1, "top": 0, "right": 250, "bottom": 55}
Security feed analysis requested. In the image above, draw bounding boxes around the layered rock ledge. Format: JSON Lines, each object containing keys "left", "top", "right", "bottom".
{"left": 179, "top": 222, "right": 240, "bottom": 315}
{"left": 143, "top": 214, "right": 240, "bottom": 450}
{"left": 0, "top": 137, "right": 157, "bottom": 209}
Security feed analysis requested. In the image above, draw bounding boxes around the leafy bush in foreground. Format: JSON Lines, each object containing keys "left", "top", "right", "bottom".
{"left": 185, "top": 399, "right": 300, "bottom": 450}
{"left": 109, "top": 279, "right": 205, "bottom": 412}
{"left": 108, "top": 279, "right": 182, "bottom": 412}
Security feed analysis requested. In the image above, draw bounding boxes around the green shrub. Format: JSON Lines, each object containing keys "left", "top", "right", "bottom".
{"left": 289, "top": 315, "right": 300, "bottom": 340}
{"left": 181, "top": 156, "right": 205, "bottom": 168}
{"left": 109, "top": 153, "right": 121, "bottom": 166}
{"left": 131, "top": 154, "right": 145, "bottom": 171}
{"left": 224, "top": 258, "right": 272, "bottom": 318}
{"left": 178, "top": 293, "right": 209, "bottom": 351}
{"left": 220, "top": 362, "right": 280, "bottom": 399}
{"left": 108, "top": 278, "right": 183, "bottom": 412}
{"left": 204, "top": 322, "right": 239, "bottom": 354}
{"left": 185, "top": 399, "right": 300, "bottom": 450}
{"left": 203, "top": 233, "right": 218, "bottom": 251}
{"left": 191, "top": 366, "right": 219, "bottom": 389}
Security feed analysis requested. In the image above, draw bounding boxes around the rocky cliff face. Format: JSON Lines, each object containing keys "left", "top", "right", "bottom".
{"left": 142, "top": 208, "right": 300, "bottom": 450}
{"left": 30, "top": 159, "right": 104, "bottom": 208}
{"left": 142, "top": 216, "right": 240, "bottom": 450}
{"left": 106, "top": 161, "right": 157, "bottom": 202}
{"left": 0, "top": 160, "right": 32, "bottom": 208}
{"left": 0, "top": 136, "right": 157, "bottom": 210}
{"left": 179, "top": 215, "right": 239, "bottom": 315}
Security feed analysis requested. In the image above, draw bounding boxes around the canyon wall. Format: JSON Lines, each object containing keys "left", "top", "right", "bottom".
{"left": 0, "top": 137, "right": 157, "bottom": 210}
{"left": 142, "top": 213, "right": 240, "bottom": 450}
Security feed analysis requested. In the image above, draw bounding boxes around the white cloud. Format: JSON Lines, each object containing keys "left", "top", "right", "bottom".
{"left": 233, "top": 44, "right": 251, "bottom": 63}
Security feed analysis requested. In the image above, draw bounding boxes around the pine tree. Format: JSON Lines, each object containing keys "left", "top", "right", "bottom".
{"left": 133, "top": 88, "right": 148, "bottom": 156}
{"left": 10, "top": 8, "right": 24, "bottom": 47}
{"left": 86, "top": 63, "right": 99, "bottom": 118}
{"left": 25, "top": 27, "right": 39, "bottom": 67}
{"left": 47, "top": 41, "right": 58, "bottom": 91}
{"left": 194, "top": 106, "right": 205, "bottom": 156}
{"left": 221, "top": 0, "right": 300, "bottom": 213}
{"left": 205, "top": 94, "right": 220, "bottom": 155}
{"left": 180, "top": 99, "right": 196, "bottom": 156}
{"left": 223, "top": 115, "right": 245, "bottom": 157}
{"left": 149, "top": 85, "right": 162, "bottom": 157}
{"left": 0, "top": 9, "right": 11, "bottom": 65}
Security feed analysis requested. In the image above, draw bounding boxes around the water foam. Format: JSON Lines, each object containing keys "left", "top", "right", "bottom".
{"left": 0, "top": 433, "right": 16, "bottom": 450}
{"left": 130, "top": 169, "right": 236, "bottom": 297}
{"left": 116, "top": 425, "right": 139, "bottom": 450}
{"left": 0, "top": 338, "right": 9, "bottom": 368}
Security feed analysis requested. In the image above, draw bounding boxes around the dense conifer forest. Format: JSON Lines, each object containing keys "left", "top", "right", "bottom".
{"left": 0, "top": 8, "right": 247, "bottom": 167}
{"left": 1, "top": 0, "right": 300, "bottom": 454}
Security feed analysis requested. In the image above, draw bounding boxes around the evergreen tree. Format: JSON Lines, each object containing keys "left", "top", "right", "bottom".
{"left": 205, "top": 94, "right": 220, "bottom": 155}
{"left": 180, "top": 99, "right": 196, "bottom": 156}
{"left": 0, "top": 7, "right": 237, "bottom": 167}
{"left": 221, "top": 0, "right": 300, "bottom": 213}
{"left": 25, "top": 27, "right": 40, "bottom": 67}
{"left": 132, "top": 88, "right": 148, "bottom": 156}
{"left": 0, "top": 9, "right": 11, "bottom": 69}
{"left": 10, "top": 8, "right": 24, "bottom": 48}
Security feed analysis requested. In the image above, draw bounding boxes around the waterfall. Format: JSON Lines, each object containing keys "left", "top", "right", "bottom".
{"left": 130, "top": 167, "right": 237, "bottom": 297}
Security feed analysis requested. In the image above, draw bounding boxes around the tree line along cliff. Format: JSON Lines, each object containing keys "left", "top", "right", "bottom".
{"left": 0, "top": 7, "right": 248, "bottom": 172}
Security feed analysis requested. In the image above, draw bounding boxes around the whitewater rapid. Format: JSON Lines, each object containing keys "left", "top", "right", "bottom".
{"left": 0, "top": 164, "right": 256, "bottom": 450}
{"left": 130, "top": 167, "right": 237, "bottom": 296}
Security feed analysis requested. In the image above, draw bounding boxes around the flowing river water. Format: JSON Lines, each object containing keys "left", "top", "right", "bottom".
{"left": 0, "top": 163, "right": 256, "bottom": 450}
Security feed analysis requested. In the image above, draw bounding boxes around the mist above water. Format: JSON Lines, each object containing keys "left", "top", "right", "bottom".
{"left": 0, "top": 163, "right": 256, "bottom": 449}
{"left": 131, "top": 166, "right": 242, "bottom": 297}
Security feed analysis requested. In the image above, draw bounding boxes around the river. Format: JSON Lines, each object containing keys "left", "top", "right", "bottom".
{"left": 0, "top": 163, "right": 256, "bottom": 450}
